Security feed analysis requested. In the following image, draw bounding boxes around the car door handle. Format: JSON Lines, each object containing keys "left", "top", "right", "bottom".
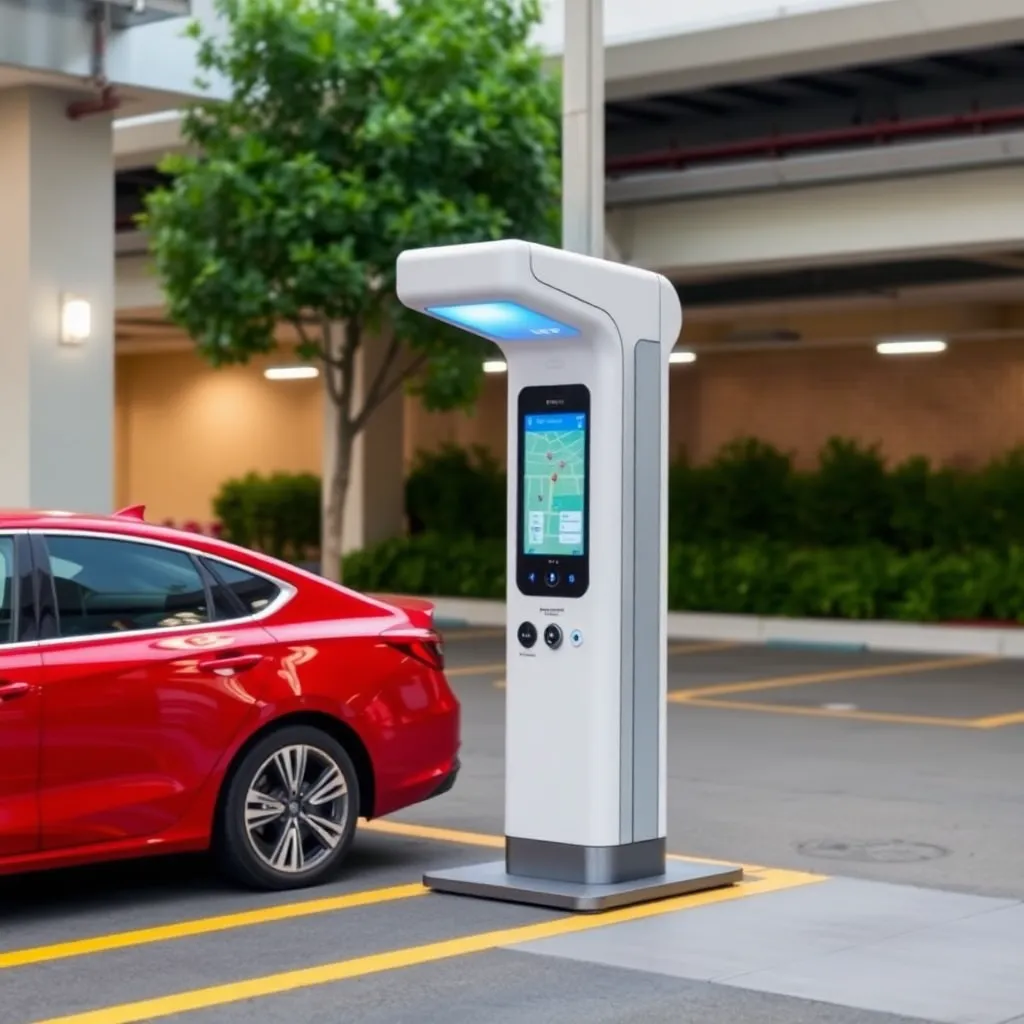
{"left": 0, "top": 681, "right": 34, "bottom": 702}
{"left": 197, "top": 653, "right": 265, "bottom": 675}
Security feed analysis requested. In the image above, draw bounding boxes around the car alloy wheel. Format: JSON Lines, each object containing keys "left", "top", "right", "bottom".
{"left": 244, "top": 743, "right": 350, "bottom": 874}
{"left": 216, "top": 724, "right": 361, "bottom": 890}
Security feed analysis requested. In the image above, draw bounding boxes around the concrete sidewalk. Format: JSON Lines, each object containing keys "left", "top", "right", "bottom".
{"left": 513, "top": 872, "right": 1024, "bottom": 1024}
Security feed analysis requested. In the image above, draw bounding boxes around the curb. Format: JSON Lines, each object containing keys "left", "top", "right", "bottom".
{"left": 419, "top": 597, "right": 1024, "bottom": 659}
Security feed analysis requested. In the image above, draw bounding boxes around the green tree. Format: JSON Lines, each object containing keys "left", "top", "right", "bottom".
{"left": 141, "top": 0, "right": 560, "bottom": 580}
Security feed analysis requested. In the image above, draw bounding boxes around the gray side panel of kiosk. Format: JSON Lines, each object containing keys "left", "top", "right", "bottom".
{"left": 631, "top": 339, "right": 662, "bottom": 842}
{"left": 618, "top": 338, "right": 663, "bottom": 845}
{"left": 619, "top": 341, "right": 636, "bottom": 842}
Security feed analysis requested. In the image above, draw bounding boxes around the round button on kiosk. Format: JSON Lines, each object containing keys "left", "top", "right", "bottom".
{"left": 543, "top": 624, "right": 562, "bottom": 650}
{"left": 544, "top": 570, "right": 559, "bottom": 588}
{"left": 517, "top": 621, "right": 538, "bottom": 649}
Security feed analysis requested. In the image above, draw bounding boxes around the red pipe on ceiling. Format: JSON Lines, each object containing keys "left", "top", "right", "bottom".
{"left": 606, "top": 106, "right": 1024, "bottom": 175}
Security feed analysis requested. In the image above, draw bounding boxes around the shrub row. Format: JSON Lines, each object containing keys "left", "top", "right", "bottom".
{"left": 212, "top": 471, "right": 320, "bottom": 560}
{"left": 409, "top": 438, "right": 1024, "bottom": 552}
{"left": 341, "top": 534, "right": 1024, "bottom": 623}
{"left": 214, "top": 438, "right": 1024, "bottom": 557}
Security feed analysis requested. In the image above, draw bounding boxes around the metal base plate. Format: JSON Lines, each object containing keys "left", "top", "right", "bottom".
{"left": 423, "top": 858, "right": 744, "bottom": 913}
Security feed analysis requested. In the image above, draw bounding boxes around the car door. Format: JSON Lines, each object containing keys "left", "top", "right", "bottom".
{"left": 35, "top": 530, "right": 287, "bottom": 852}
{"left": 0, "top": 533, "right": 43, "bottom": 858}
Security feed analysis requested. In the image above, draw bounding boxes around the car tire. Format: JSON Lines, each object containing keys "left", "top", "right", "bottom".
{"left": 215, "top": 724, "right": 360, "bottom": 891}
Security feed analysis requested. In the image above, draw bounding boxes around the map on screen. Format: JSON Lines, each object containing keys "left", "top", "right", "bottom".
{"left": 522, "top": 412, "right": 587, "bottom": 556}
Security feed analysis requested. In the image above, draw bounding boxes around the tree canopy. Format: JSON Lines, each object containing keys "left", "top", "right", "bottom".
{"left": 142, "top": 0, "right": 561, "bottom": 414}
{"left": 141, "top": 0, "right": 561, "bottom": 576}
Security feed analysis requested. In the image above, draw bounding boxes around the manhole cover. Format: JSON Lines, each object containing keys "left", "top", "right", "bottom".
{"left": 796, "top": 839, "right": 949, "bottom": 863}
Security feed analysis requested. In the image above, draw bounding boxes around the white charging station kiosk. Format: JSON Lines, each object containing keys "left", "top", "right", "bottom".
{"left": 396, "top": 239, "right": 743, "bottom": 911}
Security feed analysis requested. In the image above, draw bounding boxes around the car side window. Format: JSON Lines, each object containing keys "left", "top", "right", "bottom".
{"left": 203, "top": 558, "right": 281, "bottom": 619}
{"left": 0, "top": 537, "right": 13, "bottom": 645}
{"left": 44, "top": 535, "right": 211, "bottom": 638}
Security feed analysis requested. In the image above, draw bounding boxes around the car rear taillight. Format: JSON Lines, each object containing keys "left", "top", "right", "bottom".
{"left": 385, "top": 637, "right": 445, "bottom": 671}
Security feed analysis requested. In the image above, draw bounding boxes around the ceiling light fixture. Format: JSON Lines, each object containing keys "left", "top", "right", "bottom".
{"left": 264, "top": 366, "right": 320, "bottom": 381}
{"left": 669, "top": 350, "right": 697, "bottom": 364}
{"left": 876, "top": 338, "right": 947, "bottom": 356}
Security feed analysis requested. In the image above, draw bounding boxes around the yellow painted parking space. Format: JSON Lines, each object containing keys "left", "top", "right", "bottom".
{"left": 492, "top": 640, "right": 745, "bottom": 688}
{"left": 0, "top": 884, "right": 426, "bottom": 971}
{"left": 363, "top": 818, "right": 505, "bottom": 849}
{"left": 669, "top": 653, "right": 997, "bottom": 701}
{"left": 667, "top": 653, "right": 1024, "bottom": 729}
{"left": 678, "top": 696, "right": 994, "bottom": 729}
{"left": 33, "top": 866, "right": 822, "bottom": 1024}
{"left": 0, "top": 819, "right": 767, "bottom": 979}
{"left": 441, "top": 628, "right": 505, "bottom": 643}
{"left": 445, "top": 661, "right": 505, "bottom": 678}
{"left": 667, "top": 640, "right": 746, "bottom": 656}
{"left": 364, "top": 818, "right": 768, "bottom": 873}
{"left": 973, "top": 709, "right": 1024, "bottom": 729}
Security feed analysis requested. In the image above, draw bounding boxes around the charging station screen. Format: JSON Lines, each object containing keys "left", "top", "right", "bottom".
{"left": 516, "top": 384, "right": 590, "bottom": 598}
{"left": 522, "top": 412, "right": 586, "bottom": 556}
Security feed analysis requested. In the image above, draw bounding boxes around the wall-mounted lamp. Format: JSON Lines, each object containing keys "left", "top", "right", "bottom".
{"left": 60, "top": 295, "right": 91, "bottom": 345}
{"left": 482, "top": 359, "right": 507, "bottom": 374}
{"left": 669, "top": 350, "right": 696, "bottom": 365}
{"left": 264, "top": 366, "right": 319, "bottom": 381}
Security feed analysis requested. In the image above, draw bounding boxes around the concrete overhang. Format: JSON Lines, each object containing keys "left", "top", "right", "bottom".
{"left": 600, "top": 0, "right": 1024, "bottom": 100}
{"left": 608, "top": 166, "right": 1024, "bottom": 279}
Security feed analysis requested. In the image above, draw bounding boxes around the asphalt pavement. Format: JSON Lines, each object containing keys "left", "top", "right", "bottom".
{"left": 2, "top": 629, "right": 1023, "bottom": 1024}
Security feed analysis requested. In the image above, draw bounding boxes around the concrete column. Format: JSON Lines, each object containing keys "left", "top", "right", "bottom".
{"left": 0, "top": 87, "right": 114, "bottom": 513}
{"left": 561, "top": 0, "right": 605, "bottom": 257}
{"left": 322, "top": 331, "right": 406, "bottom": 554}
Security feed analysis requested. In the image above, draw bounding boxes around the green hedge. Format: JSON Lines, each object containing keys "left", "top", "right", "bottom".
{"left": 405, "top": 444, "right": 506, "bottom": 539}
{"left": 213, "top": 439, "right": 1024, "bottom": 622}
{"left": 412, "top": 436, "right": 1024, "bottom": 551}
{"left": 215, "top": 438, "right": 1024, "bottom": 556}
{"left": 213, "top": 471, "right": 320, "bottom": 560}
{"left": 342, "top": 534, "right": 1024, "bottom": 623}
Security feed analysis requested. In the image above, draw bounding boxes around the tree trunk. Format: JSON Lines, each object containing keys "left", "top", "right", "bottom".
{"left": 320, "top": 320, "right": 359, "bottom": 583}
{"left": 321, "top": 400, "right": 355, "bottom": 583}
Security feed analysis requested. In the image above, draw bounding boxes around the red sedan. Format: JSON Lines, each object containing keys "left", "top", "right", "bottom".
{"left": 0, "top": 507, "right": 460, "bottom": 890}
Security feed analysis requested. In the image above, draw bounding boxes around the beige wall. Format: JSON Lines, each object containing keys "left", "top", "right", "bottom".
{"left": 115, "top": 325, "right": 1024, "bottom": 526}
{"left": 406, "top": 336, "right": 1024, "bottom": 472}
{"left": 673, "top": 337, "right": 1024, "bottom": 469}
{"left": 116, "top": 350, "right": 323, "bottom": 525}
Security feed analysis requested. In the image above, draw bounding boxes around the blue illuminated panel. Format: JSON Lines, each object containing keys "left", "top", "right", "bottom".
{"left": 426, "top": 301, "right": 580, "bottom": 341}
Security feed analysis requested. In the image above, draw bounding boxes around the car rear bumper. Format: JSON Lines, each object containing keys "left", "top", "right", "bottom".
{"left": 367, "top": 676, "right": 461, "bottom": 818}
{"left": 423, "top": 757, "right": 460, "bottom": 802}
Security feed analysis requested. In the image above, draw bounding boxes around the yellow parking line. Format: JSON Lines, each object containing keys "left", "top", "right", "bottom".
{"left": 34, "top": 867, "right": 822, "bottom": 1024}
{"left": 445, "top": 661, "right": 505, "bottom": 678}
{"left": 0, "top": 819, "right": 769, "bottom": 976}
{"left": 0, "top": 884, "right": 425, "bottom": 971}
{"left": 679, "top": 696, "right": 984, "bottom": 729}
{"left": 971, "top": 709, "right": 1024, "bottom": 729}
{"left": 668, "top": 641, "right": 744, "bottom": 655}
{"left": 441, "top": 628, "right": 505, "bottom": 643}
{"left": 363, "top": 818, "right": 767, "bottom": 872}
{"left": 668, "top": 654, "right": 997, "bottom": 701}
{"left": 489, "top": 641, "right": 743, "bottom": 690}
{"left": 363, "top": 819, "right": 505, "bottom": 849}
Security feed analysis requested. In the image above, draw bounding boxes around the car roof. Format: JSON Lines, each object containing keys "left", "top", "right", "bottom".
{"left": 0, "top": 507, "right": 435, "bottom": 628}
{"left": 0, "top": 506, "right": 300, "bottom": 580}
{"left": 0, "top": 507, "right": 148, "bottom": 530}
